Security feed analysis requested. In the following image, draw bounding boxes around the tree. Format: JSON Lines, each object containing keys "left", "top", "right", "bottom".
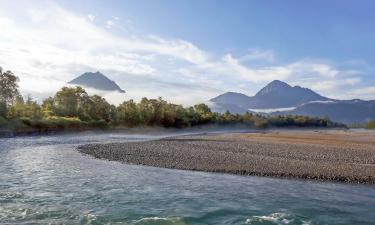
{"left": 366, "top": 121, "right": 375, "bottom": 129}
{"left": 193, "top": 103, "right": 213, "bottom": 124}
{"left": 137, "top": 97, "right": 154, "bottom": 125}
{"left": 88, "top": 95, "right": 111, "bottom": 121}
{"left": 0, "top": 102, "right": 6, "bottom": 118}
{"left": 41, "top": 97, "right": 54, "bottom": 117}
{"left": 0, "top": 68, "right": 21, "bottom": 104}
{"left": 53, "top": 86, "right": 91, "bottom": 120}
{"left": 7, "top": 95, "right": 42, "bottom": 120}
{"left": 117, "top": 99, "right": 141, "bottom": 126}
{"left": 242, "top": 112, "right": 254, "bottom": 126}
{"left": 0, "top": 68, "right": 21, "bottom": 118}
{"left": 161, "top": 103, "right": 188, "bottom": 127}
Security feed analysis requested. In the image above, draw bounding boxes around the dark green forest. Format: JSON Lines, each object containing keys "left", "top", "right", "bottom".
{"left": 0, "top": 68, "right": 345, "bottom": 133}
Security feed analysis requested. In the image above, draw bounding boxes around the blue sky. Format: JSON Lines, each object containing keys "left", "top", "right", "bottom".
{"left": 0, "top": 0, "right": 374, "bottom": 105}
{"left": 62, "top": 0, "right": 375, "bottom": 61}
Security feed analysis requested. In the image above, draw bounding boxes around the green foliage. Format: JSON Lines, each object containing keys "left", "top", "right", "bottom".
{"left": 365, "top": 121, "right": 375, "bottom": 129}
{"left": 41, "top": 116, "right": 87, "bottom": 130}
{"left": 7, "top": 96, "right": 42, "bottom": 120}
{"left": 0, "top": 116, "right": 7, "bottom": 128}
{"left": 0, "top": 68, "right": 21, "bottom": 105}
{"left": 117, "top": 99, "right": 141, "bottom": 126}
{"left": 265, "top": 115, "right": 337, "bottom": 128}
{"left": 89, "top": 95, "right": 111, "bottom": 121}
{"left": 41, "top": 97, "right": 54, "bottom": 118}
{"left": 0, "top": 102, "right": 7, "bottom": 118}
{"left": 0, "top": 68, "right": 22, "bottom": 119}
{"left": 53, "top": 86, "right": 91, "bottom": 120}
{"left": 117, "top": 97, "right": 192, "bottom": 128}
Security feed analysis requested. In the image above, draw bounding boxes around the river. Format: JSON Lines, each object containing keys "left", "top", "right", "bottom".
{"left": 1, "top": 131, "right": 374, "bottom": 225}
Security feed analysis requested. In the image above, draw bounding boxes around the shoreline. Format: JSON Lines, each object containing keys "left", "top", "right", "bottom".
{"left": 0, "top": 125, "right": 351, "bottom": 138}
{"left": 78, "top": 130, "right": 375, "bottom": 184}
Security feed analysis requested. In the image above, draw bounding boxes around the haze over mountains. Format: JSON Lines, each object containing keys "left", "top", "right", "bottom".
{"left": 68, "top": 72, "right": 125, "bottom": 93}
{"left": 209, "top": 80, "right": 375, "bottom": 124}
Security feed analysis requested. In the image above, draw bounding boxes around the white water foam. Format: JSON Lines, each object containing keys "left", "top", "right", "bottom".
{"left": 246, "top": 212, "right": 313, "bottom": 225}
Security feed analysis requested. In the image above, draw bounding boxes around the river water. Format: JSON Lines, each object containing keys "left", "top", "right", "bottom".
{"left": 0, "top": 132, "right": 374, "bottom": 225}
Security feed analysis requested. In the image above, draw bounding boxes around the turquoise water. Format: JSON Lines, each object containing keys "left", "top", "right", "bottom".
{"left": 0, "top": 132, "right": 374, "bottom": 225}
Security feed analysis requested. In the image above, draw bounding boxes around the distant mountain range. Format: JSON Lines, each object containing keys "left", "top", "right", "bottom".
{"left": 68, "top": 71, "right": 125, "bottom": 93}
{"left": 209, "top": 80, "right": 375, "bottom": 124}
{"left": 68, "top": 72, "right": 374, "bottom": 124}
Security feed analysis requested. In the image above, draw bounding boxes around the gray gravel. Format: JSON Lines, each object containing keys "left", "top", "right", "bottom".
{"left": 78, "top": 134, "right": 375, "bottom": 184}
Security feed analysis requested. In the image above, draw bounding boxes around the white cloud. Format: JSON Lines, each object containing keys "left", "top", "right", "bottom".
{"left": 0, "top": 16, "right": 14, "bottom": 27}
{"left": 28, "top": 9, "right": 47, "bottom": 23}
{"left": 348, "top": 86, "right": 375, "bottom": 100}
{"left": 239, "top": 49, "right": 275, "bottom": 62}
{"left": 0, "top": 2, "right": 213, "bottom": 104}
{"left": 0, "top": 0, "right": 373, "bottom": 105}
{"left": 87, "top": 14, "right": 95, "bottom": 22}
{"left": 177, "top": 55, "right": 368, "bottom": 99}
{"left": 220, "top": 54, "right": 291, "bottom": 82}
{"left": 105, "top": 20, "right": 114, "bottom": 29}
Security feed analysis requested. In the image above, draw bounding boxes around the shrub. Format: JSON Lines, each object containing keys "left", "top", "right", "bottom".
{"left": 20, "top": 117, "right": 32, "bottom": 126}
{"left": 0, "top": 116, "right": 7, "bottom": 128}
{"left": 7, "top": 119, "right": 28, "bottom": 130}
{"left": 88, "top": 119, "right": 108, "bottom": 129}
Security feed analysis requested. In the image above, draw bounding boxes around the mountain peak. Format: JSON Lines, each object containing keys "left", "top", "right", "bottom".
{"left": 210, "top": 91, "right": 252, "bottom": 109}
{"left": 269, "top": 80, "right": 290, "bottom": 86}
{"left": 256, "top": 80, "right": 291, "bottom": 96}
{"left": 81, "top": 71, "right": 105, "bottom": 77}
{"left": 68, "top": 72, "right": 125, "bottom": 93}
{"left": 209, "top": 80, "right": 331, "bottom": 111}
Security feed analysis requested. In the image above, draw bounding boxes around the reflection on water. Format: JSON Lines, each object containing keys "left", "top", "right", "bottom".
{"left": 0, "top": 132, "right": 375, "bottom": 225}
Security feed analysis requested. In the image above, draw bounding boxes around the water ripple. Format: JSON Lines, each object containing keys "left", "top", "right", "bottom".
{"left": 0, "top": 132, "right": 374, "bottom": 224}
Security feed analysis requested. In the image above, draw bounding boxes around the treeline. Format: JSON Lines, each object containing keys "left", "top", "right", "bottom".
{"left": 366, "top": 121, "right": 375, "bottom": 129}
{"left": 0, "top": 68, "right": 344, "bottom": 132}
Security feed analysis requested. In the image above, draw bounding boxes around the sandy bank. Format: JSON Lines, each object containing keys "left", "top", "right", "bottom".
{"left": 78, "top": 130, "right": 375, "bottom": 184}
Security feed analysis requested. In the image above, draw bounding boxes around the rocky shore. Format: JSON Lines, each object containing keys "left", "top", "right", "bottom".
{"left": 78, "top": 130, "right": 375, "bottom": 184}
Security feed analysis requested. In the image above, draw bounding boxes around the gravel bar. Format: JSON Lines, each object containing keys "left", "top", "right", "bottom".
{"left": 78, "top": 130, "right": 375, "bottom": 184}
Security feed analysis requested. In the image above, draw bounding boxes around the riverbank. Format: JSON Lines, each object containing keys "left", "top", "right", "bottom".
{"left": 79, "top": 130, "right": 375, "bottom": 184}
{"left": 0, "top": 124, "right": 257, "bottom": 138}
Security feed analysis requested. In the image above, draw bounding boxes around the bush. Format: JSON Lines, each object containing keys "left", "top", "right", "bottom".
{"left": 39, "top": 116, "right": 87, "bottom": 130}
{"left": 0, "top": 116, "right": 7, "bottom": 128}
{"left": 20, "top": 117, "right": 32, "bottom": 126}
{"left": 7, "top": 119, "right": 28, "bottom": 130}
{"left": 88, "top": 119, "right": 108, "bottom": 129}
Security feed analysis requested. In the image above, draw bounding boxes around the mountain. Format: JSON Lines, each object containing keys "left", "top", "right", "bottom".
{"left": 206, "top": 101, "right": 249, "bottom": 114}
{"left": 274, "top": 100, "right": 375, "bottom": 124}
{"left": 68, "top": 71, "right": 125, "bottom": 93}
{"left": 210, "top": 92, "right": 252, "bottom": 110}
{"left": 210, "top": 80, "right": 330, "bottom": 110}
{"left": 208, "top": 80, "right": 375, "bottom": 124}
{"left": 248, "top": 80, "right": 330, "bottom": 109}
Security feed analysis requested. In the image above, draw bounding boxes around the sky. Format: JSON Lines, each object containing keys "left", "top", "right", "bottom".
{"left": 0, "top": 0, "right": 375, "bottom": 105}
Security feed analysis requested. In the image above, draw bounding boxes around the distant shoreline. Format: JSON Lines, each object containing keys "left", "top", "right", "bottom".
{"left": 79, "top": 130, "right": 375, "bottom": 184}
{"left": 0, "top": 125, "right": 350, "bottom": 138}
